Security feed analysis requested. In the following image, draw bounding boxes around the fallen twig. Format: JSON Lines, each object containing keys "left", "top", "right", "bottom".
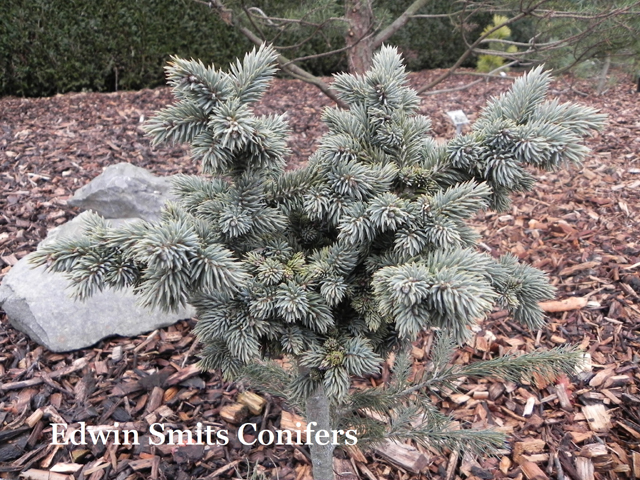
{"left": 0, "top": 357, "right": 90, "bottom": 392}
{"left": 539, "top": 297, "right": 588, "bottom": 313}
{"left": 20, "top": 470, "right": 73, "bottom": 480}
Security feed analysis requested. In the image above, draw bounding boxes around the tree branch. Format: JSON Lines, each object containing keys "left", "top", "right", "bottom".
{"left": 530, "top": 4, "right": 640, "bottom": 19}
{"left": 372, "top": 0, "right": 430, "bottom": 49}
{"left": 452, "top": 66, "right": 522, "bottom": 79}
{"left": 280, "top": 31, "right": 376, "bottom": 68}
{"left": 481, "top": 11, "right": 636, "bottom": 59}
{"left": 241, "top": 1, "right": 266, "bottom": 41}
{"left": 197, "top": 0, "right": 347, "bottom": 108}
{"left": 246, "top": 6, "right": 347, "bottom": 46}
{"left": 272, "top": 18, "right": 346, "bottom": 51}
{"left": 422, "top": 61, "right": 517, "bottom": 96}
{"left": 248, "top": 13, "right": 349, "bottom": 28}
{"left": 411, "top": 12, "right": 461, "bottom": 19}
{"left": 414, "top": 6, "right": 537, "bottom": 95}
{"left": 473, "top": 48, "right": 531, "bottom": 57}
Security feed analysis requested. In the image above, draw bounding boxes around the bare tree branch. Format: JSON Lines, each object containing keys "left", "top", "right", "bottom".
{"left": 270, "top": 18, "right": 346, "bottom": 51}
{"left": 192, "top": 0, "right": 640, "bottom": 104}
{"left": 475, "top": 5, "right": 638, "bottom": 59}
{"left": 248, "top": 6, "right": 346, "bottom": 47}
{"left": 530, "top": 4, "right": 640, "bottom": 19}
{"left": 248, "top": 13, "right": 349, "bottom": 28}
{"left": 411, "top": 12, "right": 462, "bottom": 19}
{"left": 477, "top": 38, "right": 557, "bottom": 48}
{"left": 550, "top": 35, "right": 635, "bottom": 75}
{"left": 414, "top": 3, "right": 544, "bottom": 95}
{"left": 241, "top": 1, "right": 266, "bottom": 41}
{"left": 452, "top": 66, "right": 524, "bottom": 79}
{"left": 413, "top": 0, "right": 631, "bottom": 95}
{"left": 372, "top": 0, "right": 430, "bottom": 48}
{"left": 279, "top": 31, "right": 376, "bottom": 68}
{"left": 196, "top": 0, "right": 348, "bottom": 108}
{"left": 422, "top": 61, "right": 517, "bottom": 96}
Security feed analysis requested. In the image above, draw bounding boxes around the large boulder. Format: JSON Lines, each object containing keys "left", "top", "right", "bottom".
{"left": 67, "top": 162, "right": 176, "bottom": 221}
{"left": 0, "top": 212, "right": 194, "bottom": 352}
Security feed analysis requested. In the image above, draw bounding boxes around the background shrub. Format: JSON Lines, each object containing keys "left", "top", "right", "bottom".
{"left": 0, "top": 0, "right": 250, "bottom": 97}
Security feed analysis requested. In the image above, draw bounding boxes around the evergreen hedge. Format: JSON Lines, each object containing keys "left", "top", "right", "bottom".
{"left": 0, "top": 0, "right": 250, "bottom": 97}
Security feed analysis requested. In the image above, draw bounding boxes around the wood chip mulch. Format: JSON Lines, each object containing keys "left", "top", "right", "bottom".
{"left": 1, "top": 68, "right": 639, "bottom": 480}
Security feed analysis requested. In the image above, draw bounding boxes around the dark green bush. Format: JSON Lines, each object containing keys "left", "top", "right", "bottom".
{"left": 0, "top": 0, "right": 250, "bottom": 97}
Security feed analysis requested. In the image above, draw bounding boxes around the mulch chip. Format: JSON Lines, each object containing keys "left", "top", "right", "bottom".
{"left": 1, "top": 68, "right": 639, "bottom": 479}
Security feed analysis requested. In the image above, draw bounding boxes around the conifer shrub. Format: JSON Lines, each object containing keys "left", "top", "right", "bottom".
{"left": 477, "top": 15, "right": 518, "bottom": 73}
{"left": 33, "top": 45, "right": 605, "bottom": 479}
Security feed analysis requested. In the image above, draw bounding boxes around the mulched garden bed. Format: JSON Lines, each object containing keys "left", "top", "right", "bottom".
{"left": 1, "top": 68, "right": 639, "bottom": 480}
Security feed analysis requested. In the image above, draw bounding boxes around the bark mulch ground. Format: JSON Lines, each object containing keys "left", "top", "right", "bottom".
{"left": 1, "top": 68, "right": 639, "bottom": 480}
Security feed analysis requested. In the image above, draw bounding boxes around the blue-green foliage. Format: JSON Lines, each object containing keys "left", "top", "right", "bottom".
{"left": 32, "top": 46, "right": 603, "bottom": 407}
{"left": 31, "top": 45, "right": 602, "bottom": 453}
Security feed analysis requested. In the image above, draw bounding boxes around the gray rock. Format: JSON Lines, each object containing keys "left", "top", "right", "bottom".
{"left": 68, "top": 162, "right": 176, "bottom": 221}
{"left": 39, "top": 211, "right": 133, "bottom": 248}
{"left": 0, "top": 213, "right": 194, "bottom": 352}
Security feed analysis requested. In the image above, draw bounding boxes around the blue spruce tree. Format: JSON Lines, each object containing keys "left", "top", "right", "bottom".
{"left": 33, "top": 45, "right": 605, "bottom": 479}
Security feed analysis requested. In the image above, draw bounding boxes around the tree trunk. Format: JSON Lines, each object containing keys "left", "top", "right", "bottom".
{"left": 306, "top": 383, "right": 335, "bottom": 480}
{"left": 345, "top": 0, "right": 374, "bottom": 73}
{"left": 596, "top": 54, "right": 611, "bottom": 95}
